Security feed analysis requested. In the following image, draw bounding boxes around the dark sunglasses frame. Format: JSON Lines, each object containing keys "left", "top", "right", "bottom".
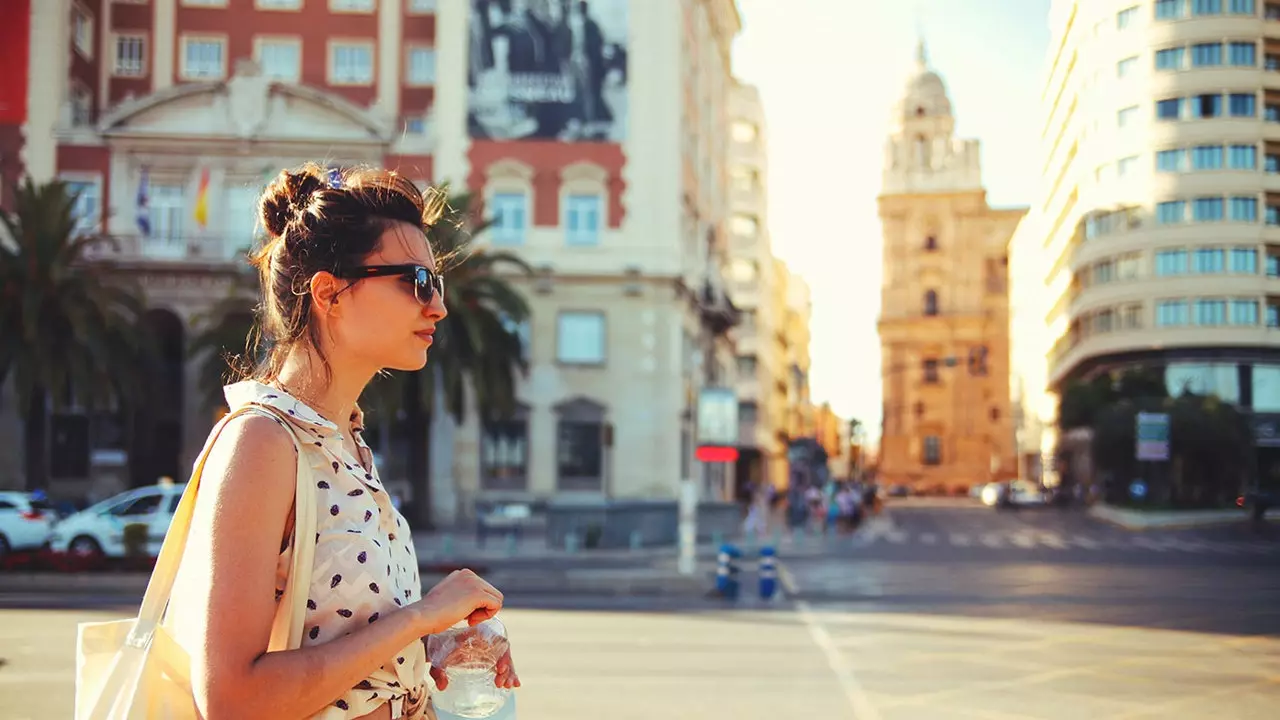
{"left": 333, "top": 264, "right": 444, "bottom": 305}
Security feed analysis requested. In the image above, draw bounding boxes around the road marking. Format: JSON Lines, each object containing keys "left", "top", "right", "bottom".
{"left": 778, "top": 563, "right": 885, "bottom": 720}
{"left": 950, "top": 533, "right": 972, "bottom": 547}
{"left": 1039, "top": 533, "right": 1068, "bottom": 550}
{"left": 1010, "top": 533, "right": 1037, "bottom": 549}
{"left": 886, "top": 530, "right": 909, "bottom": 544}
{"left": 980, "top": 534, "right": 1004, "bottom": 548}
{"left": 1072, "top": 535, "right": 1102, "bottom": 550}
{"left": 920, "top": 532, "right": 938, "bottom": 545}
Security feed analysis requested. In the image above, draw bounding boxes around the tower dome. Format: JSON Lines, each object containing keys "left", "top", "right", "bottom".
{"left": 898, "top": 39, "right": 952, "bottom": 121}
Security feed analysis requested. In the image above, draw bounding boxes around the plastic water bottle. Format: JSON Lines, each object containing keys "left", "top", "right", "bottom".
{"left": 427, "top": 618, "right": 515, "bottom": 719}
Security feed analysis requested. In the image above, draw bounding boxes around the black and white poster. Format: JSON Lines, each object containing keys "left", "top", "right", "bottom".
{"left": 467, "top": 0, "right": 628, "bottom": 142}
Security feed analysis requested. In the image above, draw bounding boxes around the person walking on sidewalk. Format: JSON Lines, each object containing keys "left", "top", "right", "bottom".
{"left": 165, "top": 165, "right": 519, "bottom": 719}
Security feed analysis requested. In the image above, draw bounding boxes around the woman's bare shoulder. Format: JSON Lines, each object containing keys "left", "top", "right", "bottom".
{"left": 202, "top": 411, "right": 299, "bottom": 514}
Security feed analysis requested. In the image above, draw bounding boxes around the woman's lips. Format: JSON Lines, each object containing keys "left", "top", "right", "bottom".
{"left": 415, "top": 330, "right": 435, "bottom": 343}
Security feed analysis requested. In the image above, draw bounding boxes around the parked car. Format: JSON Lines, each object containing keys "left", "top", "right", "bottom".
{"left": 0, "top": 491, "right": 59, "bottom": 560}
{"left": 1238, "top": 489, "right": 1278, "bottom": 522}
{"left": 47, "top": 484, "right": 186, "bottom": 560}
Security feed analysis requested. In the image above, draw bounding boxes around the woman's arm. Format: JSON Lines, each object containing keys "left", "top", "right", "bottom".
{"left": 185, "top": 415, "right": 501, "bottom": 720}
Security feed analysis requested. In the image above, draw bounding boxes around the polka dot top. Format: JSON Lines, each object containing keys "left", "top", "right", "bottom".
{"left": 224, "top": 381, "right": 431, "bottom": 719}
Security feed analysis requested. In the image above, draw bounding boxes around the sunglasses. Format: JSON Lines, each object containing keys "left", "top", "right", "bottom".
{"left": 334, "top": 264, "right": 445, "bottom": 305}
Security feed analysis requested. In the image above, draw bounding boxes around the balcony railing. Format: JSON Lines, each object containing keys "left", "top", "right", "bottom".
{"left": 83, "top": 234, "right": 251, "bottom": 265}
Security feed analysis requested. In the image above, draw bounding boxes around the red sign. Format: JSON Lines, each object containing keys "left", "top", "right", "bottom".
{"left": 0, "top": 0, "right": 29, "bottom": 124}
{"left": 695, "top": 446, "right": 739, "bottom": 463}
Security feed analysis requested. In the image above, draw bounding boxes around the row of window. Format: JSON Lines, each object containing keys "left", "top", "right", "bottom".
{"left": 1149, "top": 92, "right": 1266, "bottom": 122}
{"left": 177, "top": 0, "right": 437, "bottom": 13}
{"left": 1154, "top": 143, "right": 1271, "bottom": 172}
{"left": 1152, "top": 0, "right": 1260, "bottom": 21}
{"left": 1147, "top": 41, "right": 1260, "bottom": 73}
{"left": 488, "top": 192, "right": 604, "bottom": 247}
{"left": 1153, "top": 247, "right": 1277, "bottom": 275}
{"left": 1156, "top": 298, "right": 1268, "bottom": 325}
{"left": 479, "top": 406, "right": 606, "bottom": 492}
{"left": 1153, "top": 195, "right": 1280, "bottom": 224}
{"left": 117, "top": 35, "right": 437, "bottom": 85}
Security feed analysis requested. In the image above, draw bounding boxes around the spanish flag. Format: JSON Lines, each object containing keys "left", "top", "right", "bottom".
{"left": 193, "top": 166, "right": 211, "bottom": 229}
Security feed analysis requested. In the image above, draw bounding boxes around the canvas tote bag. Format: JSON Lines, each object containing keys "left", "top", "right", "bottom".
{"left": 75, "top": 404, "right": 319, "bottom": 720}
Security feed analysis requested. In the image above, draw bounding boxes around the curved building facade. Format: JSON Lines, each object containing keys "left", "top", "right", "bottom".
{"left": 1012, "top": 0, "right": 1280, "bottom": 481}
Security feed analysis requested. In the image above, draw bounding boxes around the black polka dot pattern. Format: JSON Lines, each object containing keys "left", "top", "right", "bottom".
{"left": 229, "top": 381, "right": 425, "bottom": 717}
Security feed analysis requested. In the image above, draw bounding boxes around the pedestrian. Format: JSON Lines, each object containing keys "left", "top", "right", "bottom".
{"left": 160, "top": 165, "right": 520, "bottom": 718}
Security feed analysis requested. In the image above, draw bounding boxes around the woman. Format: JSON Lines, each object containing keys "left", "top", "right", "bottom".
{"left": 167, "top": 164, "right": 519, "bottom": 719}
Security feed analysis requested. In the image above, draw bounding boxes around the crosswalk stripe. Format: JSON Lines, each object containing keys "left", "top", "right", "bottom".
{"left": 950, "top": 533, "right": 972, "bottom": 546}
{"left": 835, "top": 526, "right": 1280, "bottom": 555}
{"left": 920, "top": 533, "right": 938, "bottom": 545}
{"left": 1011, "top": 533, "right": 1037, "bottom": 549}
{"left": 980, "top": 534, "right": 1004, "bottom": 548}
{"left": 1072, "top": 535, "right": 1103, "bottom": 550}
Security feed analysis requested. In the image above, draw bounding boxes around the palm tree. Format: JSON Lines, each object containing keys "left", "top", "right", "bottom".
{"left": 0, "top": 177, "right": 152, "bottom": 490}
{"left": 187, "top": 261, "right": 258, "bottom": 410}
{"left": 365, "top": 190, "right": 533, "bottom": 528}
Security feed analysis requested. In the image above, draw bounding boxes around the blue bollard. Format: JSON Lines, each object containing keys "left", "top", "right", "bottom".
{"left": 504, "top": 531, "right": 518, "bottom": 557}
{"left": 758, "top": 546, "right": 778, "bottom": 601}
{"left": 715, "top": 543, "right": 741, "bottom": 600}
{"left": 630, "top": 530, "right": 643, "bottom": 551}
{"left": 441, "top": 533, "right": 454, "bottom": 558}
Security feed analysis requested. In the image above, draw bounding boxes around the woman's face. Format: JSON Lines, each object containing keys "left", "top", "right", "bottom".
{"left": 328, "top": 221, "right": 447, "bottom": 373}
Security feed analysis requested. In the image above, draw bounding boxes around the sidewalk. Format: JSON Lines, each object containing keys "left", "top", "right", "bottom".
{"left": 1089, "top": 503, "right": 1276, "bottom": 530}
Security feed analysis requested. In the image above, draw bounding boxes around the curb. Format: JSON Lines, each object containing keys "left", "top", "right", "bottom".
{"left": 1088, "top": 504, "right": 1264, "bottom": 531}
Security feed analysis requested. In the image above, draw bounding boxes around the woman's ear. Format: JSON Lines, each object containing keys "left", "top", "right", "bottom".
{"left": 310, "top": 271, "right": 345, "bottom": 315}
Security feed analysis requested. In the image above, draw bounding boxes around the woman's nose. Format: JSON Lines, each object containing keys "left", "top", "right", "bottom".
{"left": 425, "top": 292, "right": 447, "bottom": 321}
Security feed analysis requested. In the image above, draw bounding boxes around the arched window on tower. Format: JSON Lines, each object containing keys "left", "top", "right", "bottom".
{"left": 924, "top": 289, "right": 939, "bottom": 316}
{"left": 915, "top": 134, "right": 930, "bottom": 168}
{"left": 924, "top": 235, "right": 938, "bottom": 251}
{"left": 916, "top": 106, "right": 926, "bottom": 117}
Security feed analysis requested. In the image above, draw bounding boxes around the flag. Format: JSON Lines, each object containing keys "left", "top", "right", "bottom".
{"left": 136, "top": 167, "right": 151, "bottom": 238}
{"left": 193, "top": 166, "right": 211, "bottom": 229}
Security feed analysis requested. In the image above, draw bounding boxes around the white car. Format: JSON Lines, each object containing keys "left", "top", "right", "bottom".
{"left": 48, "top": 484, "right": 186, "bottom": 560}
{"left": 0, "top": 492, "right": 59, "bottom": 559}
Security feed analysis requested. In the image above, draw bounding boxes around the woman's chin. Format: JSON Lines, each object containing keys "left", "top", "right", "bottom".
{"left": 386, "top": 350, "right": 430, "bottom": 372}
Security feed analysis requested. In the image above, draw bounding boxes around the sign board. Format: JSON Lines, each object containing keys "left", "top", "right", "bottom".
{"left": 1135, "top": 412, "right": 1169, "bottom": 461}
{"left": 696, "top": 387, "right": 738, "bottom": 448}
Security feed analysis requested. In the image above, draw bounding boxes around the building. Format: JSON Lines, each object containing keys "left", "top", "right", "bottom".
{"left": 726, "top": 80, "right": 788, "bottom": 495}
{"left": 779, "top": 259, "right": 815, "bottom": 440}
{"left": 877, "top": 40, "right": 1025, "bottom": 493}
{"left": 1011, "top": 0, "right": 1280, "bottom": 488}
{"left": 2, "top": 0, "right": 746, "bottom": 525}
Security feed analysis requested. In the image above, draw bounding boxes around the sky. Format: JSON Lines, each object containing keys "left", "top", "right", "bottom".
{"left": 731, "top": 0, "right": 1053, "bottom": 442}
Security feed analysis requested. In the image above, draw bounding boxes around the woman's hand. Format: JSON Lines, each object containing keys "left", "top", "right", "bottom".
{"left": 430, "top": 648, "right": 521, "bottom": 691}
{"left": 414, "top": 569, "right": 503, "bottom": 634}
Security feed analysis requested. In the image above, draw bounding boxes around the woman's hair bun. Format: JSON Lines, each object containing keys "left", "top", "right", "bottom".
{"left": 259, "top": 167, "right": 326, "bottom": 238}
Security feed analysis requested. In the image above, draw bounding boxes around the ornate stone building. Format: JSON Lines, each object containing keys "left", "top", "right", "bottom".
{"left": 876, "top": 41, "right": 1025, "bottom": 493}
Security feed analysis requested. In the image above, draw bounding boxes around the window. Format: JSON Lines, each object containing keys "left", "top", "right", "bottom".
{"left": 1157, "top": 300, "right": 1190, "bottom": 326}
{"left": 1155, "top": 98, "right": 1182, "bottom": 120}
{"left": 1118, "top": 5, "right": 1139, "bottom": 26}
{"left": 564, "top": 194, "right": 601, "bottom": 246}
{"left": 62, "top": 178, "right": 101, "bottom": 236}
{"left": 1191, "top": 43, "right": 1223, "bottom": 66}
{"left": 923, "top": 289, "right": 939, "bottom": 316}
{"left": 554, "top": 398, "right": 605, "bottom": 491}
{"left": 149, "top": 183, "right": 186, "bottom": 245}
{"left": 181, "top": 37, "right": 226, "bottom": 79}
{"left": 1117, "top": 253, "right": 1142, "bottom": 279}
{"left": 330, "top": 42, "right": 374, "bottom": 84}
{"left": 1229, "top": 144, "right": 1257, "bottom": 168}
{"left": 114, "top": 35, "right": 145, "bottom": 77}
{"left": 737, "top": 355, "right": 758, "bottom": 378}
{"left": 257, "top": 0, "right": 302, "bottom": 7}
{"left": 730, "top": 258, "right": 758, "bottom": 283}
{"left": 489, "top": 192, "right": 527, "bottom": 245}
{"left": 256, "top": 38, "right": 301, "bottom": 82}
{"left": 923, "top": 359, "right": 940, "bottom": 384}
{"left": 1119, "top": 105, "right": 1141, "bottom": 126}
{"left": 73, "top": 5, "right": 93, "bottom": 59}
{"left": 1156, "top": 149, "right": 1186, "bottom": 171}
{"left": 408, "top": 0, "right": 438, "bottom": 12}
{"left": 1230, "top": 41, "right": 1257, "bottom": 65}
{"left": 1117, "top": 155, "right": 1139, "bottom": 176}
{"left": 731, "top": 214, "right": 758, "bottom": 236}
{"left": 1230, "top": 196, "right": 1259, "bottom": 221}
{"left": 1192, "top": 247, "right": 1226, "bottom": 272}
{"left": 481, "top": 408, "right": 528, "bottom": 491}
{"left": 1269, "top": 2, "right": 1280, "bottom": 19}
{"left": 1195, "top": 299, "right": 1227, "bottom": 325}
{"left": 732, "top": 122, "right": 758, "bottom": 143}
{"left": 1231, "top": 247, "right": 1258, "bottom": 272}
{"left": 557, "top": 312, "right": 605, "bottom": 365}
{"left": 1268, "top": 154, "right": 1280, "bottom": 173}
{"left": 1191, "top": 145, "right": 1223, "bottom": 169}
{"left": 968, "top": 346, "right": 989, "bottom": 376}
{"left": 1230, "top": 0, "right": 1256, "bottom": 12}
{"left": 1193, "top": 197, "right": 1225, "bottom": 221}
{"left": 1230, "top": 299, "right": 1259, "bottom": 325}
{"left": 1191, "top": 93, "right": 1222, "bottom": 118}
{"left": 923, "top": 436, "right": 942, "bottom": 466}
{"left": 406, "top": 46, "right": 436, "bottom": 85}
{"left": 1230, "top": 93, "right": 1257, "bottom": 116}
{"left": 1156, "top": 0, "right": 1185, "bottom": 18}
{"left": 69, "top": 84, "right": 93, "bottom": 127}
{"left": 1270, "top": 204, "right": 1280, "bottom": 225}
{"left": 1117, "top": 56, "right": 1139, "bottom": 76}
{"left": 924, "top": 235, "right": 938, "bottom": 251}
{"left": 1122, "top": 303, "right": 1144, "bottom": 328}
{"left": 1156, "top": 249, "right": 1188, "bottom": 275}
{"left": 1155, "top": 47, "right": 1185, "bottom": 70}
{"left": 1156, "top": 200, "right": 1186, "bottom": 223}
{"left": 1193, "top": 0, "right": 1223, "bottom": 12}
{"left": 331, "top": 0, "right": 375, "bottom": 10}
{"left": 108, "top": 493, "right": 165, "bottom": 518}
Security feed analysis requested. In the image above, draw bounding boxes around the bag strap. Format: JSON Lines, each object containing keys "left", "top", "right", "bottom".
{"left": 125, "top": 404, "right": 311, "bottom": 650}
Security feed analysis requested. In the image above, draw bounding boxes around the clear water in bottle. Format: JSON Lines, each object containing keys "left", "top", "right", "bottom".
{"left": 433, "top": 663, "right": 510, "bottom": 718}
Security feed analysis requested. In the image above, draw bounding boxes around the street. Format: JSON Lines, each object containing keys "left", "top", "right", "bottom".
{"left": 3, "top": 501, "right": 1279, "bottom": 719}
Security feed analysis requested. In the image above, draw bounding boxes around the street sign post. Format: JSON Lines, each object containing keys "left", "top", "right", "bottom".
{"left": 1135, "top": 412, "right": 1169, "bottom": 462}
